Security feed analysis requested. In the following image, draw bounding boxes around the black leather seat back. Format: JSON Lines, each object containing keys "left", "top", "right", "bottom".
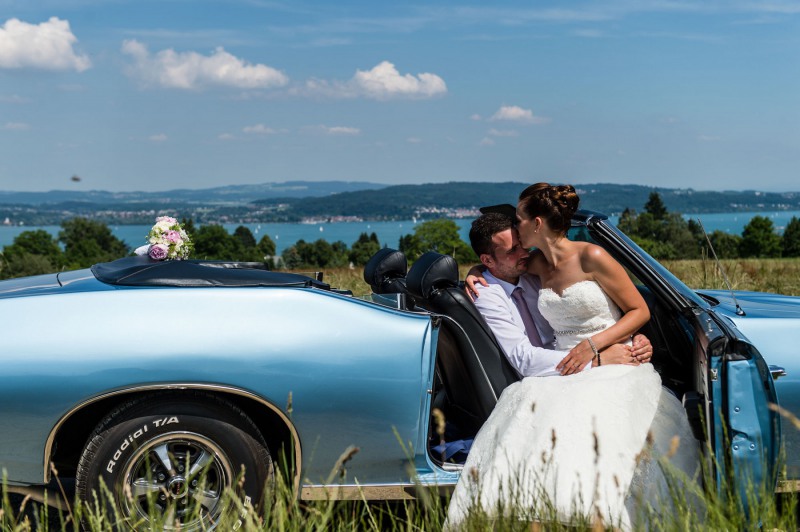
{"left": 406, "top": 252, "right": 521, "bottom": 431}
{"left": 364, "top": 248, "right": 409, "bottom": 295}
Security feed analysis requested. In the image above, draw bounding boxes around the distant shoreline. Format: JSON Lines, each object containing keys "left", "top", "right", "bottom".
{"left": 4, "top": 210, "right": 800, "bottom": 255}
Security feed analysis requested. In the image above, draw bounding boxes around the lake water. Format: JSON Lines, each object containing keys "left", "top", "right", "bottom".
{"left": 2, "top": 211, "right": 799, "bottom": 254}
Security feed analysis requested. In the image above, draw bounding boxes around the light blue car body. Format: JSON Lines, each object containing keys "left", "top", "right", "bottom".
{"left": 0, "top": 269, "right": 450, "bottom": 494}
{"left": 0, "top": 212, "right": 793, "bottom": 503}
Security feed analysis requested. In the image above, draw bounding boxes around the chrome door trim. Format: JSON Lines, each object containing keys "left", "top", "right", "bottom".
{"left": 301, "top": 482, "right": 454, "bottom": 501}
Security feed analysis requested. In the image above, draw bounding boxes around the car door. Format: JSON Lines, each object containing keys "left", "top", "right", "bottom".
{"left": 702, "top": 310, "right": 781, "bottom": 503}
{"left": 585, "top": 215, "right": 780, "bottom": 505}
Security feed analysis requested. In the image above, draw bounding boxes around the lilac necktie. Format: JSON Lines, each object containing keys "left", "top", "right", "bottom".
{"left": 511, "top": 286, "right": 544, "bottom": 348}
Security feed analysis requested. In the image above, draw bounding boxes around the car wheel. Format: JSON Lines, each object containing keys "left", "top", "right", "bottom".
{"left": 76, "top": 392, "right": 272, "bottom": 531}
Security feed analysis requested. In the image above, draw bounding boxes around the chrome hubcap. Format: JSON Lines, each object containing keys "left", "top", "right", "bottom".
{"left": 120, "top": 432, "right": 233, "bottom": 531}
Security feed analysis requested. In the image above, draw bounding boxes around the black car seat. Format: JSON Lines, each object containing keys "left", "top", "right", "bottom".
{"left": 406, "top": 251, "right": 521, "bottom": 434}
{"left": 363, "top": 248, "right": 409, "bottom": 295}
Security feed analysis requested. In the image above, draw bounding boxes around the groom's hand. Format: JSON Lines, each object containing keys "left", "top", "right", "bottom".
{"left": 557, "top": 340, "right": 595, "bottom": 375}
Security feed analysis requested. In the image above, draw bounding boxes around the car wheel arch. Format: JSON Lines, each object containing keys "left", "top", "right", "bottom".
{"left": 46, "top": 384, "right": 301, "bottom": 491}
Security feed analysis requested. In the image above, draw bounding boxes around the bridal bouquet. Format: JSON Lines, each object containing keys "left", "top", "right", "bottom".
{"left": 134, "top": 216, "right": 194, "bottom": 260}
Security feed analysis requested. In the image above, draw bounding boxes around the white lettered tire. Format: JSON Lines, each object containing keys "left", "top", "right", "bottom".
{"left": 76, "top": 392, "right": 272, "bottom": 531}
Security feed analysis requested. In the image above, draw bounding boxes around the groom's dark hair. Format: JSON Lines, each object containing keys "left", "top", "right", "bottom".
{"left": 469, "top": 213, "right": 515, "bottom": 257}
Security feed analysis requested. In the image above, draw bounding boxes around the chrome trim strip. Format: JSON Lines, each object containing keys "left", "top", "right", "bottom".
{"left": 3, "top": 485, "right": 69, "bottom": 510}
{"left": 43, "top": 383, "right": 302, "bottom": 493}
{"left": 301, "top": 483, "right": 454, "bottom": 501}
{"left": 776, "top": 480, "right": 800, "bottom": 493}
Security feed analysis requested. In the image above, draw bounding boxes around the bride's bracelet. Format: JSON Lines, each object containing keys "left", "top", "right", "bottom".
{"left": 587, "top": 337, "right": 600, "bottom": 366}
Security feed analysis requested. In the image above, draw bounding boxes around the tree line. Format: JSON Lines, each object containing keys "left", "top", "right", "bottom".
{"left": 2, "top": 196, "right": 800, "bottom": 280}
{"left": 0, "top": 217, "right": 411, "bottom": 279}
{"left": 619, "top": 192, "right": 800, "bottom": 260}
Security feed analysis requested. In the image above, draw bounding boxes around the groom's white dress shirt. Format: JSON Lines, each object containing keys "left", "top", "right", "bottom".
{"left": 473, "top": 270, "right": 589, "bottom": 377}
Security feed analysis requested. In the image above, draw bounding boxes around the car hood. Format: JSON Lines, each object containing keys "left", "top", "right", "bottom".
{"left": 698, "top": 289, "right": 800, "bottom": 320}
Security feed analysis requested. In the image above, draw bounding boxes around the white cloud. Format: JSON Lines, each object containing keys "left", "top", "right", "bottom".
{"left": 149, "top": 133, "right": 167, "bottom": 142}
{"left": 302, "top": 61, "right": 446, "bottom": 100}
{"left": 488, "top": 128, "right": 519, "bottom": 137}
{"left": 122, "top": 39, "right": 288, "bottom": 90}
{"left": 470, "top": 114, "right": 482, "bottom": 121}
{"left": 324, "top": 126, "right": 360, "bottom": 135}
{"left": 243, "top": 124, "right": 276, "bottom": 134}
{"left": 353, "top": 61, "right": 446, "bottom": 100}
{"left": 490, "top": 105, "right": 548, "bottom": 124}
{"left": 218, "top": 133, "right": 235, "bottom": 140}
{"left": 479, "top": 137, "right": 495, "bottom": 146}
{"left": 698, "top": 135, "right": 721, "bottom": 142}
{"left": 305, "top": 125, "right": 361, "bottom": 136}
{"left": 3, "top": 122, "right": 30, "bottom": 130}
{"left": 0, "top": 17, "right": 90, "bottom": 71}
{"left": 407, "top": 137, "right": 423, "bottom": 143}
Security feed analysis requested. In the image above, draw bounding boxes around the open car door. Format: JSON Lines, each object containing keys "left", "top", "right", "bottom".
{"left": 703, "top": 311, "right": 781, "bottom": 504}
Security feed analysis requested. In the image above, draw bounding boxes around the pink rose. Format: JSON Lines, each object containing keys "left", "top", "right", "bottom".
{"left": 149, "top": 244, "right": 168, "bottom": 260}
{"left": 166, "top": 230, "right": 182, "bottom": 243}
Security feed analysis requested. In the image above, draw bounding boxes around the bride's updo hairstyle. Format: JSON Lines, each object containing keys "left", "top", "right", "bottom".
{"left": 518, "top": 182, "right": 579, "bottom": 236}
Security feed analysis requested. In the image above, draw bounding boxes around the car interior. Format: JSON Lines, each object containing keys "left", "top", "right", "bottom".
{"left": 362, "top": 239, "right": 705, "bottom": 470}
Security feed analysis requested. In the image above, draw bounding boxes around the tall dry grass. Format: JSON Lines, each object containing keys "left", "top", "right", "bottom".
{"left": 662, "top": 258, "right": 800, "bottom": 296}
{"left": 4, "top": 444, "right": 797, "bottom": 531}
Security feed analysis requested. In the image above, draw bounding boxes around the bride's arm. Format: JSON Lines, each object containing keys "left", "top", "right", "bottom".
{"left": 558, "top": 245, "right": 650, "bottom": 375}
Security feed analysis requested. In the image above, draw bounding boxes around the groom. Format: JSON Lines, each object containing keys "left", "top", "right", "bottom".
{"left": 467, "top": 209, "right": 653, "bottom": 377}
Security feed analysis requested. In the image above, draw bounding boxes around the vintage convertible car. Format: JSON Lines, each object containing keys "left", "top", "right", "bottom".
{"left": 0, "top": 210, "right": 795, "bottom": 529}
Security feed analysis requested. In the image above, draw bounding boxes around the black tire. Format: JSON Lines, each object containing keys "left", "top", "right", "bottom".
{"left": 76, "top": 392, "right": 272, "bottom": 531}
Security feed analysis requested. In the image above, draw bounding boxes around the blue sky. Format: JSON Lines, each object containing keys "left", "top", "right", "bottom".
{"left": 0, "top": 0, "right": 798, "bottom": 192}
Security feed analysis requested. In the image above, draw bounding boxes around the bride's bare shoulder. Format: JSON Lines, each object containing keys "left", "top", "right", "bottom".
{"left": 577, "top": 242, "right": 614, "bottom": 269}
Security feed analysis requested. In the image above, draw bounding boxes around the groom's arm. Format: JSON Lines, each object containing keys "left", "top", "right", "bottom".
{"left": 472, "top": 283, "right": 569, "bottom": 377}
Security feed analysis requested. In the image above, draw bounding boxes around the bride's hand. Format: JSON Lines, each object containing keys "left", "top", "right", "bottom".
{"left": 600, "top": 344, "right": 640, "bottom": 366}
{"left": 557, "top": 340, "right": 595, "bottom": 375}
{"left": 631, "top": 333, "right": 653, "bottom": 364}
{"left": 464, "top": 266, "right": 488, "bottom": 301}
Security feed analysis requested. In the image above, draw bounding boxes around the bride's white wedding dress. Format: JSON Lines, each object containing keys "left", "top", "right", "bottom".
{"left": 446, "top": 280, "right": 691, "bottom": 528}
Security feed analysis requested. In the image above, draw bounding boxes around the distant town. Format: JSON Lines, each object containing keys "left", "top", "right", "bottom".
{"left": 1, "top": 181, "right": 799, "bottom": 226}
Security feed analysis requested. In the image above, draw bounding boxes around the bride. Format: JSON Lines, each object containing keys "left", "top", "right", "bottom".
{"left": 446, "top": 183, "right": 696, "bottom": 528}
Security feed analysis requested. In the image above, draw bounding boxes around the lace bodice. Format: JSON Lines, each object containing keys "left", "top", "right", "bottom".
{"left": 537, "top": 280, "right": 623, "bottom": 350}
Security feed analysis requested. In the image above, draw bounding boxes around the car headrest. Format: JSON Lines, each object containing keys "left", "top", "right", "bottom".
{"left": 406, "top": 252, "right": 459, "bottom": 299}
{"left": 363, "top": 248, "right": 408, "bottom": 294}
